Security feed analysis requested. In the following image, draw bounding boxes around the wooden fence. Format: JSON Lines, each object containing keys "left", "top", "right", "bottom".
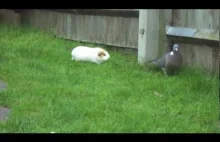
{"left": 0, "top": 9, "right": 219, "bottom": 73}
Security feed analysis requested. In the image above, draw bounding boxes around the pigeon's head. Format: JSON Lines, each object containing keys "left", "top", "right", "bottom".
{"left": 173, "top": 44, "right": 180, "bottom": 51}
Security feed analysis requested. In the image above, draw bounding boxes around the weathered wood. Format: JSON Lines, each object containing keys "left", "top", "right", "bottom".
{"left": 179, "top": 43, "right": 219, "bottom": 73}
{"left": 166, "top": 26, "right": 219, "bottom": 46}
{"left": 0, "top": 9, "right": 20, "bottom": 25}
{"left": 164, "top": 9, "right": 173, "bottom": 26}
{"left": 45, "top": 9, "right": 139, "bottom": 18}
{"left": 138, "top": 10, "right": 166, "bottom": 64}
{"left": 173, "top": 9, "right": 219, "bottom": 30}
{"left": 163, "top": 9, "right": 173, "bottom": 52}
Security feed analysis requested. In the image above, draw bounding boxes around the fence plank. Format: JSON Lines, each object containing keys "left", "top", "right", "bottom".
{"left": 138, "top": 10, "right": 166, "bottom": 64}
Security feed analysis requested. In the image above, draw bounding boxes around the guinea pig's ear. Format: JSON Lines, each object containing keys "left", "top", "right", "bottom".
{"left": 98, "top": 51, "right": 106, "bottom": 58}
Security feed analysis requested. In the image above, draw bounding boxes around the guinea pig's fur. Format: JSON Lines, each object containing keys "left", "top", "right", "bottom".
{"left": 71, "top": 46, "right": 110, "bottom": 64}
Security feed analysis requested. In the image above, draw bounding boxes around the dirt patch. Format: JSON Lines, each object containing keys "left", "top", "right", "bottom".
{"left": 0, "top": 80, "right": 7, "bottom": 91}
{"left": 0, "top": 80, "right": 9, "bottom": 121}
{"left": 0, "top": 107, "right": 10, "bottom": 121}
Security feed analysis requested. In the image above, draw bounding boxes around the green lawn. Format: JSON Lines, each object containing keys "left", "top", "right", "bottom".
{"left": 0, "top": 24, "right": 219, "bottom": 133}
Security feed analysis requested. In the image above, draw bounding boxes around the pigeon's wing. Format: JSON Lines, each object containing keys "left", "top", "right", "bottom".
{"left": 154, "top": 53, "right": 169, "bottom": 68}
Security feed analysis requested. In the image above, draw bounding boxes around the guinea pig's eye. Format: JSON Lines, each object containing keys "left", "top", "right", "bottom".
{"left": 98, "top": 52, "right": 105, "bottom": 57}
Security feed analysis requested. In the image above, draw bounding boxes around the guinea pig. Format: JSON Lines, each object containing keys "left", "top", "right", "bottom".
{"left": 71, "top": 46, "right": 110, "bottom": 64}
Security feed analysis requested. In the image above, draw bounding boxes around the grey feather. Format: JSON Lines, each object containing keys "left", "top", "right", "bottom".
{"left": 149, "top": 44, "right": 183, "bottom": 75}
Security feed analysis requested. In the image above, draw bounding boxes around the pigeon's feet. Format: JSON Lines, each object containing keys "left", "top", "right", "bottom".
{"left": 162, "top": 68, "right": 168, "bottom": 76}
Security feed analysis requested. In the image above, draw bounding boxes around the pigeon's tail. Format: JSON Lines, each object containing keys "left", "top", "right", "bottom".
{"left": 148, "top": 59, "right": 158, "bottom": 65}
{"left": 148, "top": 60, "right": 155, "bottom": 63}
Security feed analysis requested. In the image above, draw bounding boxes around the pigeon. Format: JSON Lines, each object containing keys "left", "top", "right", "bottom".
{"left": 148, "top": 44, "right": 183, "bottom": 75}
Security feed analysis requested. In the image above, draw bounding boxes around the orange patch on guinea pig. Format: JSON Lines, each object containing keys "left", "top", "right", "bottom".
{"left": 98, "top": 51, "right": 106, "bottom": 58}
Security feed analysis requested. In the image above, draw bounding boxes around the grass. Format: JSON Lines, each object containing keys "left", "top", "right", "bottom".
{"left": 0, "top": 23, "right": 219, "bottom": 133}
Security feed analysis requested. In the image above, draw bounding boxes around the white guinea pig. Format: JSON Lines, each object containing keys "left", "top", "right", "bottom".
{"left": 71, "top": 46, "right": 110, "bottom": 64}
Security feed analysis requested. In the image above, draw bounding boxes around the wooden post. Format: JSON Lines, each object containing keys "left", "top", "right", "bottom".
{"left": 138, "top": 9, "right": 166, "bottom": 65}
